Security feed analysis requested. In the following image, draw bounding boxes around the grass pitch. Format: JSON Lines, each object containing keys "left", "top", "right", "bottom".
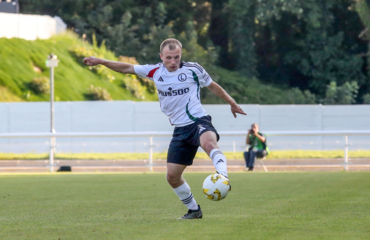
{"left": 1, "top": 172, "right": 369, "bottom": 240}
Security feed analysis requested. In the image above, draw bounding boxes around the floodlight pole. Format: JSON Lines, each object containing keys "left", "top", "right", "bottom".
{"left": 46, "top": 53, "right": 59, "bottom": 172}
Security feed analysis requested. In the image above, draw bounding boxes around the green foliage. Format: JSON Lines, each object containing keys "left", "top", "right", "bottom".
{"left": 285, "top": 32, "right": 365, "bottom": 95}
{"left": 21, "top": 0, "right": 217, "bottom": 72}
{"left": 29, "top": 77, "right": 50, "bottom": 94}
{"left": 362, "top": 93, "right": 370, "bottom": 104}
{"left": 203, "top": 67, "right": 317, "bottom": 104}
{"left": 70, "top": 35, "right": 153, "bottom": 100}
{"left": 229, "top": 0, "right": 257, "bottom": 76}
{"left": 284, "top": 88, "right": 317, "bottom": 104}
{"left": 355, "top": 0, "right": 370, "bottom": 30}
{"left": 17, "top": 0, "right": 370, "bottom": 104}
{"left": 86, "top": 84, "right": 112, "bottom": 101}
{"left": 227, "top": 0, "right": 367, "bottom": 101}
{"left": 121, "top": 75, "right": 146, "bottom": 100}
{"left": 0, "top": 32, "right": 158, "bottom": 102}
{"left": 0, "top": 86, "right": 23, "bottom": 102}
{"left": 323, "top": 81, "right": 359, "bottom": 105}
{"left": 178, "top": 21, "right": 218, "bottom": 69}
{"left": 70, "top": 35, "right": 116, "bottom": 82}
{"left": 354, "top": 0, "right": 370, "bottom": 93}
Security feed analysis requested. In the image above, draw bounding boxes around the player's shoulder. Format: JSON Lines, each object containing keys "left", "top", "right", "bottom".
{"left": 182, "top": 61, "right": 205, "bottom": 73}
{"left": 144, "top": 62, "right": 164, "bottom": 69}
{"left": 140, "top": 62, "right": 164, "bottom": 78}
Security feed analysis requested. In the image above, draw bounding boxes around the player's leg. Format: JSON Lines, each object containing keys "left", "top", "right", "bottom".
{"left": 167, "top": 140, "right": 201, "bottom": 219}
{"left": 166, "top": 162, "right": 187, "bottom": 188}
{"left": 200, "top": 131, "right": 228, "bottom": 178}
{"left": 167, "top": 163, "right": 200, "bottom": 213}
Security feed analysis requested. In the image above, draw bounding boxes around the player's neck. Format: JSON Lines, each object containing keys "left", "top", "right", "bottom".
{"left": 165, "top": 62, "right": 183, "bottom": 72}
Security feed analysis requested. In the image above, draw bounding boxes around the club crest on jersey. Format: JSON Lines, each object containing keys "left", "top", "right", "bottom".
{"left": 178, "top": 73, "right": 187, "bottom": 82}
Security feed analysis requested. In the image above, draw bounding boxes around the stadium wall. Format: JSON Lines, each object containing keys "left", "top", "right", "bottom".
{"left": 0, "top": 12, "right": 66, "bottom": 40}
{"left": 0, "top": 101, "right": 369, "bottom": 153}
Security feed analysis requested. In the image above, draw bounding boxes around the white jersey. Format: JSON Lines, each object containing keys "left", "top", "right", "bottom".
{"left": 134, "top": 62, "right": 213, "bottom": 127}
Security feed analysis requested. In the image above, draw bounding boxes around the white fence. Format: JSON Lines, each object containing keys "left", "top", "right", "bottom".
{"left": 0, "top": 12, "right": 66, "bottom": 40}
{"left": 0, "top": 130, "right": 369, "bottom": 172}
{"left": 1, "top": 102, "right": 370, "bottom": 153}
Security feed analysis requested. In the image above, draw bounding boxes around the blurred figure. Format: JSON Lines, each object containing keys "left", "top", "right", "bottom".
{"left": 244, "top": 123, "right": 269, "bottom": 171}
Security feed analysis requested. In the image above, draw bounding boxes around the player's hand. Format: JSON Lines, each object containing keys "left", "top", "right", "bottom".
{"left": 231, "top": 104, "right": 247, "bottom": 118}
{"left": 83, "top": 56, "right": 103, "bottom": 66}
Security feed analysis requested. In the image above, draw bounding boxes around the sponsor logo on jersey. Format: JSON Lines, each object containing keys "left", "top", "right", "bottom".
{"left": 158, "top": 77, "right": 164, "bottom": 82}
{"left": 178, "top": 73, "right": 187, "bottom": 82}
{"left": 158, "top": 87, "right": 190, "bottom": 97}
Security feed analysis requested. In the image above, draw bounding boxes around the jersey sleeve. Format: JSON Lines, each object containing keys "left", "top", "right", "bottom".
{"left": 134, "top": 64, "right": 160, "bottom": 81}
{"left": 195, "top": 63, "right": 213, "bottom": 88}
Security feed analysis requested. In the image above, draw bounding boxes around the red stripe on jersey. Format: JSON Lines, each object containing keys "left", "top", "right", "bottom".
{"left": 147, "top": 67, "right": 160, "bottom": 78}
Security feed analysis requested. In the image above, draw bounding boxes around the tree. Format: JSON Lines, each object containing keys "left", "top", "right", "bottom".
{"left": 354, "top": 0, "right": 370, "bottom": 98}
{"left": 323, "top": 81, "right": 359, "bottom": 104}
{"left": 225, "top": 0, "right": 367, "bottom": 101}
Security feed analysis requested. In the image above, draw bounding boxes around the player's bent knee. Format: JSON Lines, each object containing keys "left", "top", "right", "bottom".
{"left": 166, "top": 172, "right": 180, "bottom": 185}
{"left": 202, "top": 141, "right": 218, "bottom": 154}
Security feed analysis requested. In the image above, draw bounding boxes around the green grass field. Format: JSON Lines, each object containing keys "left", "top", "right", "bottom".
{"left": 1, "top": 172, "right": 369, "bottom": 239}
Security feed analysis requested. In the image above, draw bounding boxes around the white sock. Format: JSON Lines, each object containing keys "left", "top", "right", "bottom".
{"left": 173, "top": 181, "right": 198, "bottom": 210}
{"left": 210, "top": 149, "right": 228, "bottom": 178}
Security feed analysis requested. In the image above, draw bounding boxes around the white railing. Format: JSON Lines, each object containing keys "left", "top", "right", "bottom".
{"left": 0, "top": 130, "right": 370, "bottom": 172}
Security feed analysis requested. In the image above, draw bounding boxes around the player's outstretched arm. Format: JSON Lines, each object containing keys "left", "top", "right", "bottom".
{"left": 83, "top": 56, "right": 135, "bottom": 74}
{"left": 207, "top": 82, "right": 247, "bottom": 118}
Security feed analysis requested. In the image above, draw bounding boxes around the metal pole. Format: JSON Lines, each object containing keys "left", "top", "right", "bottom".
{"left": 49, "top": 66, "right": 55, "bottom": 172}
{"left": 149, "top": 137, "right": 153, "bottom": 172}
{"left": 46, "top": 53, "right": 59, "bottom": 172}
{"left": 344, "top": 135, "right": 348, "bottom": 171}
{"left": 50, "top": 66, "right": 54, "bottom": 133}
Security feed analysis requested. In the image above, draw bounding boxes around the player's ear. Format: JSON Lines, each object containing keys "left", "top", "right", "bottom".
{"left": 159, "top": 52, "right": 163, "bottom": 60}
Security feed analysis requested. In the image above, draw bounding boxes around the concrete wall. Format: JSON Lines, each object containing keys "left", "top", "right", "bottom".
{"left": 0, "top": 13, "right": 66, "bottom": 40}
{"left": 0, "top": 101, "right": 369, "bottom": 153}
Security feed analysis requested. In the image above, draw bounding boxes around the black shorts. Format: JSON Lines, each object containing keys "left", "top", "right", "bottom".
{"left": 167, "top": 115, "right": 220, "bottom": 166}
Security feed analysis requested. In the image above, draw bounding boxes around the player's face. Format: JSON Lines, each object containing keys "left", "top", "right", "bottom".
{"left": 159, "top": 46, "right": 182, "bottom": 72}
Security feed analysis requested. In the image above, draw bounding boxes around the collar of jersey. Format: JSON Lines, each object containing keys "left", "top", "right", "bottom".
{"left": 162, "top": 62, "right": 185, "bottom": 75}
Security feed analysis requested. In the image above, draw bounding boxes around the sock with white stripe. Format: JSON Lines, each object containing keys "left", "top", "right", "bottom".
{"left": 210, "top": 149, "right": 228, "bottom": 178}
{"left": 173, "top": 181, "right": 198, "bottom": 210}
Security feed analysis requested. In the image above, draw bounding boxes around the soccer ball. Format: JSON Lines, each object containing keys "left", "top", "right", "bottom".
{"left": 202, "top": 173, "right": 230, "bottom": 201}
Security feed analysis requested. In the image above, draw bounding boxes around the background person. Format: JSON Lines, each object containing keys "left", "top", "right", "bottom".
{"left": 244, "top": 123, "right": 269, "bottom": 171}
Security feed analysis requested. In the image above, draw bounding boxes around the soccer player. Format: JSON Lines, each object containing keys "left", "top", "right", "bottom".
{"left": 83, "top": 38, "right": 246, "bottom": 219}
